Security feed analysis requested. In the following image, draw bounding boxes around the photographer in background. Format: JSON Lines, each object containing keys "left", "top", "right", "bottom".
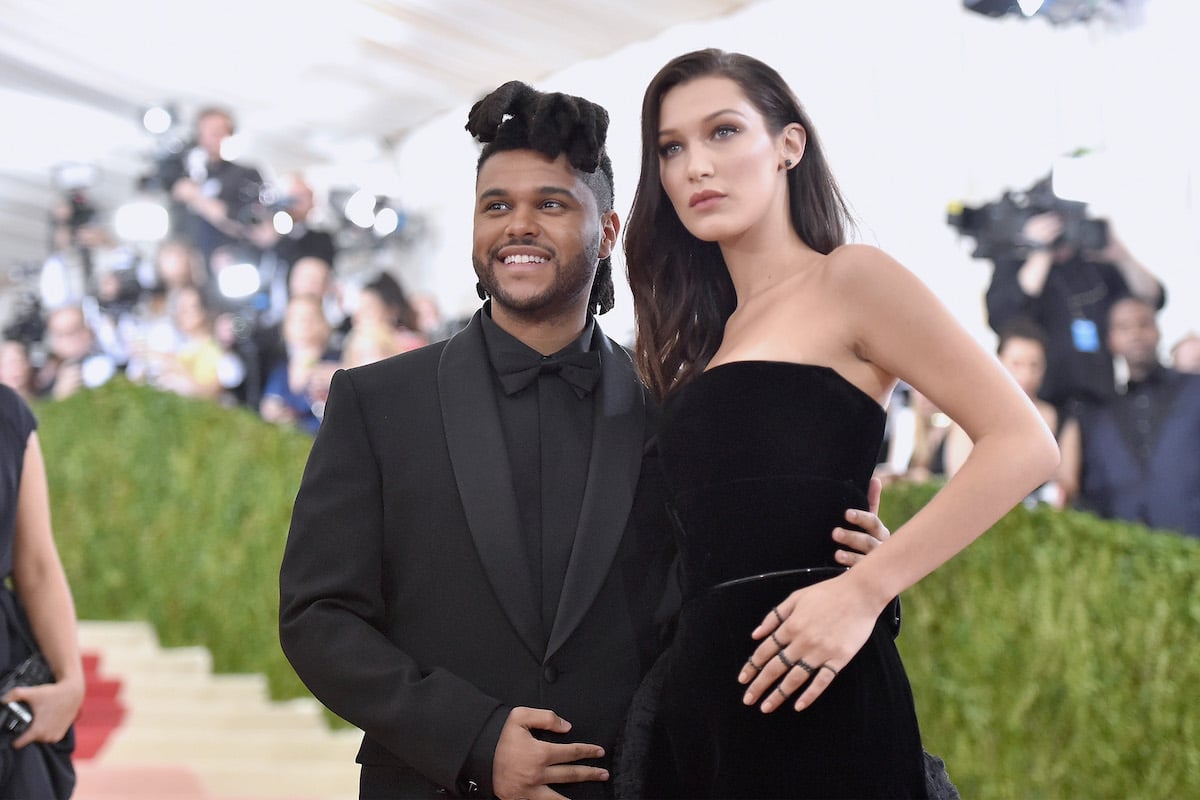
{"left": 247, "top": 173, "right": 337, "bottom": 328}
{"left": 984, "top": 187, "right": 1164, "bottom": 419}
{"left": 168, "top": 106, "right": 265, "bottom": 267}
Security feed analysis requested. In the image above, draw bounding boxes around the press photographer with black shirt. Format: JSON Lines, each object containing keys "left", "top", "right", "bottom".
{"left": 168, "top": 106, "right": 265, "bottom": 267}
{"left": 985, "top": 208, "right": 1164, "bottom": 418}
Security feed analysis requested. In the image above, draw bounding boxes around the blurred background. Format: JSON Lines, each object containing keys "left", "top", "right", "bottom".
{"left": 1, "top": 0, "right": 1195, "bottom": 353}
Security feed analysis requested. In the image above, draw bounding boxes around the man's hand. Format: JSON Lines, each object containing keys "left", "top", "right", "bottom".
{"left": 492, "top": 707, "right": 607, "bottom": 800}
{"left": 1022, "top": 211, "right": 1063, "bottom": 249}
{"left": 832, "top": 476, "right": 890, "bottom": 566}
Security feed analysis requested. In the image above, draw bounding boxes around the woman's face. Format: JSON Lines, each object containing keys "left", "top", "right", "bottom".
{"left": 354, "top": 289, "right": 394, "bottom": 329}
{"left": 656, "top": 76, "right": 791, "bottom": 244}
{"left": 173, "top": 288, "right": 208, "bottom": 335}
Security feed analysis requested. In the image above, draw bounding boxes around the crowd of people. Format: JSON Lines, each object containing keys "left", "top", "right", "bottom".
{"left": 877, "top": 204, "right": 1199, "bottom": 539}
{"left": 0, "top": 107, "right": 453, "bottom": 436}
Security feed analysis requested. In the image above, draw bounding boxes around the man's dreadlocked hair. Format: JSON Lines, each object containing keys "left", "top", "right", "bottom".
{"left": 466, "top": 80, "right": 616, "bottom": 315}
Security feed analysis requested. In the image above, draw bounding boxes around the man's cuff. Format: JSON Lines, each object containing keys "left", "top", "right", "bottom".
{"left": 458, "top": 706, "right": 509, "bottom": 797}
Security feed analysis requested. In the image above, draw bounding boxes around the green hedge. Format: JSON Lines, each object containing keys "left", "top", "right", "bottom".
{"left": 36, "top": 378, "right": 315, "bottom": 706}
{"left": 883, "top": 483, "right": 1200, "bottom": 799}
{"left": 34, "top": 380, "right": 1200, "bottom": 797}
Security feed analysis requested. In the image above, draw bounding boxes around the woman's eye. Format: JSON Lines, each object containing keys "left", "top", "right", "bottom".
{"left": 714, "top": 125, "right": 738, "bottom": 139}
{"left": 658, "top": 142, "right": 681, "bottom": 158}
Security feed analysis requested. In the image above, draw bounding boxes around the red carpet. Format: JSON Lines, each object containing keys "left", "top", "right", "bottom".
{"left": 74, "top": 651, "right": 126, "bottom": 760}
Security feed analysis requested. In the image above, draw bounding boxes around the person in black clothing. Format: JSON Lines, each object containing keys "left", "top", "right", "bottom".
{"left": 0, "top": 385, "right": 84, "bottom": 799}
{"left": 985, "top": 210, "right": 1164, "bottom": 418}
{"left": 168, "top": 106, "right": 265, "bottom": 266}
{"left": 1059, "top": 296, "right": 1200, "bottom": 537}
{"left": 248, "top": 173, "right": 338, "bottom": 327}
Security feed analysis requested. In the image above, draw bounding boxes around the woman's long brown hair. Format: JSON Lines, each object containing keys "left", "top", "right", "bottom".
{"left": 624, "top": 49, "right": 854, "bottom": 403}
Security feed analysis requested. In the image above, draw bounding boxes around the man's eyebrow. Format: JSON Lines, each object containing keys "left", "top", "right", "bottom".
{"left": 478, "top": 185, "right": 578, "bottom": 201}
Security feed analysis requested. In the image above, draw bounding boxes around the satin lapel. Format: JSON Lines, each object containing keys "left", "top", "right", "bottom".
{"left": 438, "top": 312, "right": 544, "bottom": 659}
{"left": 545, "top": 333, "right": 646, "bottom": 660}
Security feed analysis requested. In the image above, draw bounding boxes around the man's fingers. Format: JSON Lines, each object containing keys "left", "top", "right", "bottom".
{"left": 843, "top": 508, "right": 890, "bottom": 541}
{"left": 867, "top": 476, "right": 883, "bottom": 515}
{"left": 511, "top": 706, "right": 571, "bottom": 734}
{"left": 544, "top": 741, "right": 606, "bottom": 764}
{"left": 543, "top": 764, "right": 610, "bottom": 786}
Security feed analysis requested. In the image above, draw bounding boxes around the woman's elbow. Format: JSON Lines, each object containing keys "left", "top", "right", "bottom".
{"left": 1030, "top": 425, "right": 1061, "bottom": 481}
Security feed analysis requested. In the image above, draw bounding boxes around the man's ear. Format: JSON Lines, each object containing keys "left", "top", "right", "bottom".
{"left": 598, "top": 209, "right": 620, "bottom": 259}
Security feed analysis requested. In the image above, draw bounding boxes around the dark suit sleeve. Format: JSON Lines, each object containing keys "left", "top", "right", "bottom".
{"left": 279, "top": 368, "right": 504, "bottom": 790}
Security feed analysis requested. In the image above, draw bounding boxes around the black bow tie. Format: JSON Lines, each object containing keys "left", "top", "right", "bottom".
{"left": 495, "top": 349, "right": 602, "bottom": 398}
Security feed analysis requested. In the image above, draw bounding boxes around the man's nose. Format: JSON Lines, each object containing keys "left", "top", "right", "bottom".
{"left": 505, "top": 207, "right": 540, "bottom": 238}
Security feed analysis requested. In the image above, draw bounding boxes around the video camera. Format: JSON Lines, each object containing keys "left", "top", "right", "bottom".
{"left": 946, "top": 175, "right": 1109, "bottom": 262}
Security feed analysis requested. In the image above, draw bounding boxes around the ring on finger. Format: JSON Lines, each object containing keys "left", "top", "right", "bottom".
{"left": 772, "top": 606, "right": 785, "bottom": 625}
{"left": 777, "top": 650, "right": 796, "bottom": 669}
{"left": 820, "top": 663, "right": 839, "bottom": 677}
{"left": 770, "top": 631, "right": 787, "bottom": 650}
{"left": 746, "top": 657, "right": 762, "bottom": 672}
{"left": 796, "top": 658, "right": 816, "bottom": 675}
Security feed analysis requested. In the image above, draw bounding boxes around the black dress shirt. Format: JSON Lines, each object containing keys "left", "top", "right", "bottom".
{"left": 480, "top": 306, "right": 597, "bottom": 638}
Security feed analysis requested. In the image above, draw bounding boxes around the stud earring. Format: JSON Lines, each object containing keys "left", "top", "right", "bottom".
{"left": 784, "top": 159, "right": 793, "bottom": 168}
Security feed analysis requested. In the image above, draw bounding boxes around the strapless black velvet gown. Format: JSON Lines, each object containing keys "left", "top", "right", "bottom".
{"left": 621, "top": 362, "right": 927, "bottom": 799}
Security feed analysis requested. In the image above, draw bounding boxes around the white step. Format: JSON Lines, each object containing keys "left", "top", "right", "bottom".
{"left": 76, "top": 620, "right": 362, "bottom": 800}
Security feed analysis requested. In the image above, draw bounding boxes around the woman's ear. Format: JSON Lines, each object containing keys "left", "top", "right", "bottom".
{"left": 781, "top": 123, "right": 807, "bottom": 169}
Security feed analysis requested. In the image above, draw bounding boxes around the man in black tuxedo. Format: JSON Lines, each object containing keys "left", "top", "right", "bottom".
{"left": 279, "top": 82, "right": 674, "bottom": 800}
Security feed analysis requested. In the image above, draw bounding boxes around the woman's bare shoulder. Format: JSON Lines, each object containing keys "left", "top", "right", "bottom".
{"left": 823, "top": 244, "right": 911, "bottom": 290}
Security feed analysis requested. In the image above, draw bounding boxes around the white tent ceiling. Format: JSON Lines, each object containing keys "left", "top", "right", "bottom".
{"left": 0, "top": 0, "right": 757, "bottom": 282}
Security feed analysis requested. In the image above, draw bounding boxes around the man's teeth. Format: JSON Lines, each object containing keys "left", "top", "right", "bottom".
{"left": 504, "top": 255, "right": 547, "bottom": 264}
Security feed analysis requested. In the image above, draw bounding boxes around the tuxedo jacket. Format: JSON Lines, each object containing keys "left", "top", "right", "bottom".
{"left": 279, "top": 311, "right": 674, "bottom": 796}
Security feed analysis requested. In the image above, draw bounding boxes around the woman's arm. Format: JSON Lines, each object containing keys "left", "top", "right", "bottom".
{"left": 837, "top": 246, "right": 1058, "bottom": 603}
{"left": 7, "top": 432, "right": 84, "bottom": 748}
{"left": 741, "top": 246, "right": 1058, "bottom": 713}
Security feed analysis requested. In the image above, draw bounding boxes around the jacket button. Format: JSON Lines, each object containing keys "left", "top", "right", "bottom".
{"left": 543, "top": 665, "right": 558, "bottom": 683}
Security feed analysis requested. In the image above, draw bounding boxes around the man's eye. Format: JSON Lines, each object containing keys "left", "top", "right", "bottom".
{"left": 542, "top": 200, "right": 565, "bottom": 209}
{"left": 485, "top": 202, "right": 509, "bottom": 212}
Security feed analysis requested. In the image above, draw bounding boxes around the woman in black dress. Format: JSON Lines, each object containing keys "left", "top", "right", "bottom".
{"left": 0, "top": 385, "right": 83, "bottom": 798}
{"left": 622, "top": 49, "right": 1059, "bottom": 798}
